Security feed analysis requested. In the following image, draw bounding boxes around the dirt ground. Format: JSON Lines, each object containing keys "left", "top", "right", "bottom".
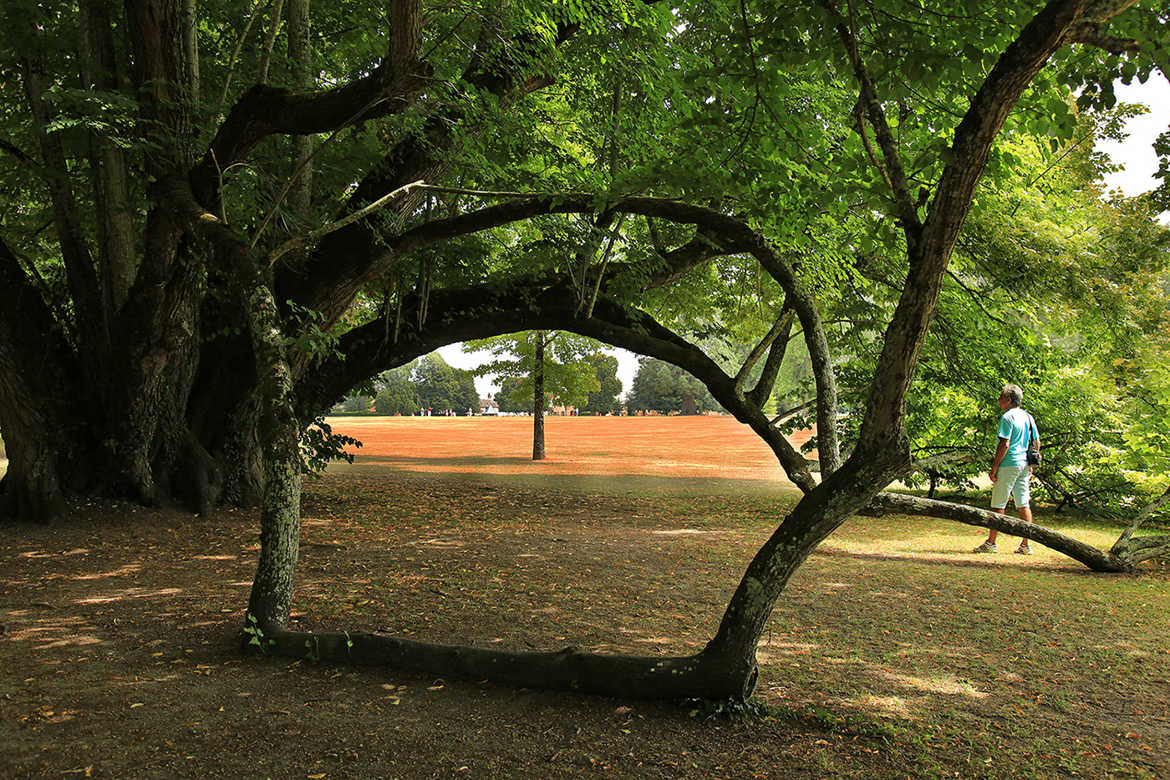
{"left": 2, "top": 417, "right": 1167, "bottom": 778}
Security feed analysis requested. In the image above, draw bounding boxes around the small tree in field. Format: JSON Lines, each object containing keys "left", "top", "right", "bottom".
{"left": 466, "top": 332, "right": 600, "bottom": 458}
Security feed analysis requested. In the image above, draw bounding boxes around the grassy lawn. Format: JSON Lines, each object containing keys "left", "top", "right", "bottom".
{"left": 2, "top": 417, "right": 1167, "bottom": 777}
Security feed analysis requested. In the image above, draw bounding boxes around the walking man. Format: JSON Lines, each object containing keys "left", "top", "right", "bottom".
{"left": 972, "top": 384, "right": 1040, "bottom": 555}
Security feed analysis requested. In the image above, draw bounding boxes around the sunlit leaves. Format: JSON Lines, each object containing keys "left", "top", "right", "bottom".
{"left": 464, "top": 332, "right": 603, "bottom": 410}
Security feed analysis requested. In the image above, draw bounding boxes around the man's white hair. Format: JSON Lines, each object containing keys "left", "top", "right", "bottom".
{"left": 1001, "top": 384, "right": 1023, "bottom": 406}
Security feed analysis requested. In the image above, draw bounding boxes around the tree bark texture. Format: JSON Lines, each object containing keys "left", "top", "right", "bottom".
{"left": 0, "top": 240, "right": 83, "bottom": 521}
{"left": 254, "top": 631, "right": 758, "bottom": 701}
{"left": 80, "top": 0, "right": 137, "bottom": 314}
{"left": 0, "top": 365, "right": 67, "bottom": 523}
{"left": 532, "top": 331, "right": 546, "bottom": 460}
{"left": 241, "top": 273, "right": 304, "bottom": 631}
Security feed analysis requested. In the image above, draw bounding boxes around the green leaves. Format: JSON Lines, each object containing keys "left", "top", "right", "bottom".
{"left": 465, "top": 332, "right": 604, "bottom": 411}
{"left": 42, "top": 86, "right": 144, "bottom": 150}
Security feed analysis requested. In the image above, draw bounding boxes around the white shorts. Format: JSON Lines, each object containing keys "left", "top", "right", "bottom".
{"left": 992, "top": 464, "right": 1030, "bottom": 509}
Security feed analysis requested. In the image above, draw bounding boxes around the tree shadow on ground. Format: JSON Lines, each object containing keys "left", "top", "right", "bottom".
{"left": 334, "top": 457, "right": 796, "bottom": 496}
{"left": 813, "top": 545, "right": 1095, "bottom": 575}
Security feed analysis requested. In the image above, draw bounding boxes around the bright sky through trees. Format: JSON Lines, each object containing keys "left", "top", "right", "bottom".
{"left": 1097, "top": 77, "right": 1170, "bottom": 217}
{"left": 440, "top": 343, "right": 638, "bottom": 399}
{"left": 442, "top": 75, "right": 1167, "bottom": 402}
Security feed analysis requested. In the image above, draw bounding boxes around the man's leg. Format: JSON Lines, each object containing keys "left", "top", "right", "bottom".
{"left": 989, "top": 509, "right": 1005, "bottom": 543}
{"left": 975, "top": 470, "right": 1014, "bottom": 552}
{"left": 1013, "top": 470, "right": 1034, "bottom": 554}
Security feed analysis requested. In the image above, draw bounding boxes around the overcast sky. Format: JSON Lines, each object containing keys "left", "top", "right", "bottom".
{"left": 444, "top": 75, "right": 1170, "bottom": 398}
{"left": 1096, "top": 77, "right": 1170, "bottom": 205}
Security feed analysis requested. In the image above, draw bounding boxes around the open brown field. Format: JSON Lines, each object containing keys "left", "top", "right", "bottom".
{"left": 3, "top": 416, "right": 1168, "bottom": 778}
{"left": 325, "top": 414, "right": 811, "bottom": 487}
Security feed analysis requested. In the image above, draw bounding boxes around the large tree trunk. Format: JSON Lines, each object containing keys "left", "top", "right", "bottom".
{"left": 212, "top": 397, "right": 266, "bottom": 507}
{"left": 104, "top": 206, "right": 202, "bottom": 505}
{"left": 0, "top": 240, "right": 87, "bottom": 522}
{"left": 0, "top": 396, "right": 67, "bottom": 524}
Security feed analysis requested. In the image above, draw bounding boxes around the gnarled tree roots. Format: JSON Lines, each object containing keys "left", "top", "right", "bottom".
{"left": 248, "top": 628, "right": 759, "bottom": 701}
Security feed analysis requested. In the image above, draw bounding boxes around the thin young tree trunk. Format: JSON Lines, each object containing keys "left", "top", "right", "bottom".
{"left": 80, "top": 0, "right": 137, "bottom": 313}
{"left": 286, "top": 0, "right": 313, "bottom": 264}
{"left": 17, "top": 23, "right": 108, "bottom": 365}
{"left": 181, "top": 0, "right": 199, "bottom": 100}
{"left": 532, "top": 331, "right": 546, "bottom": 460}
{"left": 256, "top": 0, "right": 285, "bottom": 84}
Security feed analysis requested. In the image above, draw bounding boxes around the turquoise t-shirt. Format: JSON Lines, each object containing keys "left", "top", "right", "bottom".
{"left": 998, "top": 407, "right": 1037, "bottom": 467}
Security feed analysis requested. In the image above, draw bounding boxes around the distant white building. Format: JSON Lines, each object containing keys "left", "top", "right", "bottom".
{"left": 479, "top": 394, "right": 500, "bottom": 416}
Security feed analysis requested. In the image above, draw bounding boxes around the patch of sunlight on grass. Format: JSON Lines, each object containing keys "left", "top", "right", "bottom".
{"left": 824, "top": 512, "right": 1134, "bottom": 564}
{"left": 74, "top": 564, "right": 143, "bottom": 581}
{"left": 876, "top": 670, "right": 990, "bottom": 699}
{"left": 853, "top": 694, "right": 914, "bottom": 718}
{"left": 75, "top": 587, "right": 182, "bottom": 604}
{"left": 7, "top": 616, "right": 106, "bottom": 649}
{"left": 40, "top": 634, "right": 104, "bottom": 649}
{"left": 412, "top": 538, "right": 466, "bottom": 549}
{"left": 182, "top": 620, "right": 231, "bottom": 629}
{"left": 756, "top": 642, "right": 821, "bottom": 662}
{"left": 115, "top": 674, "right": 182, "bottom": 686}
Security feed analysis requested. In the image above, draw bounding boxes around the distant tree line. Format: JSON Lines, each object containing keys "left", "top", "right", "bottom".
{"left": 627, "top": 348, "right": 812, "bottom": 416}
{"left": 340, "top": 349, "right": 812, "bottom": 419}
{"left": 338, "top": 354, "right": 479, "bottom": 416}
{"left": 338, "top": 348, "right": 626, "bottom": 417}
{"left": 627, "top": 358, "right": 721, "bottom": 415}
